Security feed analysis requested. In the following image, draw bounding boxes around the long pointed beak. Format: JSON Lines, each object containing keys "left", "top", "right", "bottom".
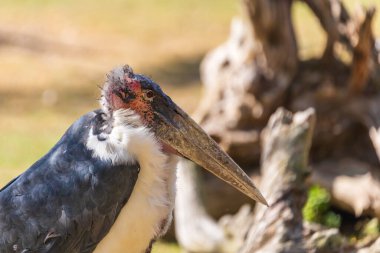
{"left": 152, "top": 100, "right": 268, "bottom": 206}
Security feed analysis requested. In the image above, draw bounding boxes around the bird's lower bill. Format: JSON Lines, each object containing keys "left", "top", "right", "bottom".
{"left": 151, "top": 102, "right": 268, "bottom": 206}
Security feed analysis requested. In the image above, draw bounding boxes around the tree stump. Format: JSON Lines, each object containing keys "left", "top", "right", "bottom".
{"left": 240, "top": 108, "right": 315, "bottom": 253}
{"left": 175, "top": 0, "right": 380, "bottom": 252}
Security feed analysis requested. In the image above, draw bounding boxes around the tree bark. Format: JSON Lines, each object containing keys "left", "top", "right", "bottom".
{"left": 175, "top": 159, "right": 225, "bottom": 253}
{"left": 175, "top": 0, "right": 380, "bottom": 251}
{"left": 240, "top": 108, "right": 315, "bottom": 253}
{"left": 312, "top": 159, "right": 380, "bottom": 218}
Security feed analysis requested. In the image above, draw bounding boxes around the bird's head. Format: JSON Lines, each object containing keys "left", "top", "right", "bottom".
{"left": 101, "top": 65, "right": 268, "bottom": 206}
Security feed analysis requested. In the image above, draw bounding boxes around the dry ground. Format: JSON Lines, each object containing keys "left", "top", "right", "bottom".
{"left": 0, "top": 1, "right": 378, "bottom": 252}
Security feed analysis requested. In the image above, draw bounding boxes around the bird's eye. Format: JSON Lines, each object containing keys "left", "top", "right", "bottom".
{"left": 146, "top": 90, "right": 154, "bottom": 98}
{"left": 144, "top": 90, "right": 154, "bottom": 101}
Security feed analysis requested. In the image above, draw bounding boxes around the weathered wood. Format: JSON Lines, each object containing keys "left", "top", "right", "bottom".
{"left": 303, "top": 0, "right": 353, "bottom": 58}
{"left": 312, "top": 159, "right": 380, "bottom": 218}
{"left": 240, "top": 108, "right": 315, "bottom": 253}
{"left": 175, "top": 159, "right": 256, "bottom": 253}
{"left": 175, "top": 159, "right": 225, "bottom": 253}
{"left": 194, "top": 0, "right": 302, "bottom": 168}
{"left": 357, "top": 237, "right": 380, "bottom": 253}
{"left": 369, "top": 127, "right": 380, "bottom": 162}
{"left": 243, "top": 0, "right": 298, "bottom": 78}
{"left": 196, "top": 18, "right": 263, "bottom": 167}
{"left": 348, "top": 96, "right": 380, "bottom": 162}
{"left": 348, "top": 8, "right": 376, "bottom": 94}
{"left": 175, "top": 1, "right": 300, "bottom": 247}
{"left": 175, "top": 0, "right": 380, "bottom": 251}
{"left": 303, "top": 225, "right": 351, "bottom": 253}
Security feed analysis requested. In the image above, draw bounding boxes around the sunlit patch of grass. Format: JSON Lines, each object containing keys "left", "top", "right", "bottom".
{"left": 292, "top": 1, "right": 327, "bottom": 60}
{"left": 152, "top": 241, "right": 180, "bottom": 253}
{"left": 0, "top": 0, "right": 237, "bottom": 73}
{"left": 0, "top": 108, "right": 82, "bottom": 186}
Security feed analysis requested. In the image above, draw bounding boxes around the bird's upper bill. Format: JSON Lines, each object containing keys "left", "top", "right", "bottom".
{"left": 101, "top": 65, "right": 268, "bottom": 206}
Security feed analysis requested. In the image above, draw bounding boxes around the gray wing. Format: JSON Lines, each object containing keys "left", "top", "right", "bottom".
{"left": 0, "top": 111, "right": 140, "bottom": 253}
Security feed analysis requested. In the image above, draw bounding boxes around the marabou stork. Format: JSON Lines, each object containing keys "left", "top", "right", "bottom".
{"left": 0, "top": 65, "right": 267, "bottom": 253}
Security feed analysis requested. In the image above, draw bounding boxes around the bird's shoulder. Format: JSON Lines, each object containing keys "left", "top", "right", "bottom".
{"left": 0, "top": 110, "right": 140, "bottom": 253}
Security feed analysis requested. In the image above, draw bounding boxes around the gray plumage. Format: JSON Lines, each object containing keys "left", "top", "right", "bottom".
{"left": 0, "top": 110, "right": 139, "bottom": 253}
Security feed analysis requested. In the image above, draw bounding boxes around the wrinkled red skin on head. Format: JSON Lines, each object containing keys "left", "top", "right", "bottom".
{"left": 108, "top": 76, "right": 182, "bottom": 156}
{"left": 125, "top": 77, "right": 140, "bottom": 92}
{"left": 109, "top": 78, "right": 154, "bottom": 126}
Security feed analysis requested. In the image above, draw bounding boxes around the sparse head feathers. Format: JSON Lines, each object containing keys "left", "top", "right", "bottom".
{"left": 100, "top": 65, "right": 177, "bottom": 128}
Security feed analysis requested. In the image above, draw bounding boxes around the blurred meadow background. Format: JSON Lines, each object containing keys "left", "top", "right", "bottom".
{"left": 0, "top": 0, "right": 379, "bottom": 252}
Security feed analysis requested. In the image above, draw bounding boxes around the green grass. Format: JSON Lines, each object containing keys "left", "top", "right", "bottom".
{"left": 152, "top": 242, "right": 180, "bottom": 253}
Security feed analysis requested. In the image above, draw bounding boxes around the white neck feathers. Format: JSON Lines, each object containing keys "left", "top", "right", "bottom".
{"left": 87, "top": 109, "right": 178, "bottom": 253}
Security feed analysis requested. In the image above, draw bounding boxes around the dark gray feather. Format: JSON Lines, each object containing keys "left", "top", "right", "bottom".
{"left": 0, "top": 111, "right": 139, "bottom": 253}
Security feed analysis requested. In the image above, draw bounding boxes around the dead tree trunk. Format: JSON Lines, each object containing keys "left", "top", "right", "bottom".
{"left": 239, "top": 108, "right": 315, "bottom": 253}
{"left": 175, "top": 159, "right": 225, "bottom": 253}
{"left": 175, "top": 0, "right": 380, "bottom": 252}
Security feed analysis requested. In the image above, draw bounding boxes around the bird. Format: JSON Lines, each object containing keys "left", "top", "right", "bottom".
{"left": 0, "top": 65, "right": 267, "bottom": 253}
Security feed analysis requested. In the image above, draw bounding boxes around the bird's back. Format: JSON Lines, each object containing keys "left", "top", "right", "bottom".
{"left": 0, "top": 111, "right": 139, "bottom": 253}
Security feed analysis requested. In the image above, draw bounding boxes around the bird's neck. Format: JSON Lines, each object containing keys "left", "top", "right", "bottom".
{"left": 87, "top": 109, "right": 178, "bottom": 252}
